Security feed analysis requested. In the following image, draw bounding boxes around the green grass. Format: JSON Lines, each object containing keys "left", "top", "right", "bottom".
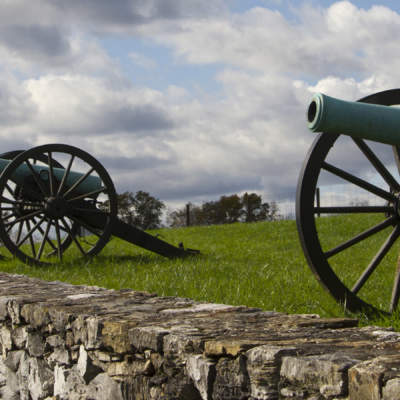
{"left": 1, "top": 215, "right": 400, "bottom": 329}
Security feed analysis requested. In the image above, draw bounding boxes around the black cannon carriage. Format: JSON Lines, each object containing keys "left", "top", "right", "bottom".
{"left": 0, "top": 144, "right": 198, "bottom": 266}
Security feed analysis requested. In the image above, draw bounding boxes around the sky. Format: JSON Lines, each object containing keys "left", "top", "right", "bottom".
{"left": 1, "top": 0, "right": 400, "bottom": 215}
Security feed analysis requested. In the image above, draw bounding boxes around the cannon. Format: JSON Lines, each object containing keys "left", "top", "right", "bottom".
{"left": 297, "top": 88, "right": 400, "bottom": 314}
{"left": 0, "top": 144, "right": 198, "bottom": 266}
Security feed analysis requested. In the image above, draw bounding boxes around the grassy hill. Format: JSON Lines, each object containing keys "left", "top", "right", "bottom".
{"left": 0, "top": 215, "right": 398, "bottom": 328}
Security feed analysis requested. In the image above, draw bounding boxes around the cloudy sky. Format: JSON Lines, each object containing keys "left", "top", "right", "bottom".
{"left": 1, "top": 0, "right": 400, "bottom": 214}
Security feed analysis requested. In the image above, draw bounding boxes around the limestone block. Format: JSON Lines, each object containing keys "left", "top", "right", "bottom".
{"left": 101, "top": 320, "right": 132, "bottom": 354}
{"left": 383, "top": 378, "right": 400, "bottom": 400}
{"left": 13, "top": 326, "right": 29, "bottom": 349}
{"left": 281, "top": 352, "right": 360, "bottom": 398}
{"left": 54, "top": 365, "right": 86, "bottom": 399}
{"left": 213, "top": 355, "right": 250, "bottom": 400}
{"left": 7, "top": 299, "right": 21, "bottom": 325}
{"left": 86, "top": 373, "right": 124, "bottom": 400}
{"left": 0, "top": 297, "right": 10, "bottom": 321}
{"left": 16, "top": 351, "right": 30, "bottom": 400}
{"left": 0, "top": 358, "right": 19, "bottom": 399}
{"left": 349, "top": 355, "right": 400, "bottom": 400}
{"left": 26, "top": 332, "right": 46, "bottom": 357}
{"left": 85, "top": 316, "right": 103, "bottom": 349}
{"left": 129, "top": 325, "right": 170, "bottom": 352}
{"left": 77, "top": 345, "right": 103, "bottom": 384}
{"left": 4, "top": 350, "right": 24, "bottom": 371}
{"left": 186, "top": 354, "right": 216, "bottom": 400}
{"left": 246, "top": 345, "right": 298, "bottom": 399}
{"left": 0, "top": 326, "right": 13, "bottom": 354}
{"left": 47, "top": 348, "right": 70, "bottom": 368}
{"left": 46, "top": 334, "right": 65, "bottom": 349}
{"left": 27, "top": 357, "right": 54, "bottom": 400}
{"left": 21, "top": 304, "right": 50, "bottom": 328}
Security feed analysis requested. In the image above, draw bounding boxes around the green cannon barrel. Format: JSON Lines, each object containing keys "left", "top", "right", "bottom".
{"left": 307, "top": 92, "right": 400, "bottom": 145}
{"left": 0, "top": 158, "right": 102, "bottom": 196}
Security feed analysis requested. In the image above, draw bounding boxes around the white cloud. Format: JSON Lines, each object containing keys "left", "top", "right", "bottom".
{"left": 0, "top": 1, "right": 399, "bottom": 210}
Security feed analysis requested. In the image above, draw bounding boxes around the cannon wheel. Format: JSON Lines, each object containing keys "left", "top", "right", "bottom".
{"left": 0, "top": 149, "right": 79, "bottom": 257}
{"left": 297, "top": 89, "right": 400, "bottom": 315}
{"left": 0, "top": 144, "right": 117, "bottom": 266}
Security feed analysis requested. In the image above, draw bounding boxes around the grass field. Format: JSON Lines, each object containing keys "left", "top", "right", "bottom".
{"left": 0, "top": 214, "right": 399, "bottom": 329}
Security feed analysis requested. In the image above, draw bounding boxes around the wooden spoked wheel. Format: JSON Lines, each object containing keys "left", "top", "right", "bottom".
{"left": 297, "top": 89, "right": 400, "bottom": 314}
{"left": 0, "top": 144, "right": 117, "bottom": 266}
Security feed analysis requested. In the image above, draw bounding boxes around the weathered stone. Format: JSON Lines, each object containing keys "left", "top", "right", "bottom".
{"left": 129, "top": 325, "right": 170, "bottom": 352}
{"left": 1, "top": 272, "right": 400, "bottom": 399}
{"left": 77, "top": 345, "right": 103, "bottom": 384}
{"left": 349, "top": 355, "right": 400, "bottom": 400}
{"left": 26, "top": 332, "right": 46, "bottom": 357}
{"left": 13, "top": 326, "right": 28, "bottom": 348}
{"left": 47, "top": 347, "right": 70, "bottom": 367}
{"left": 281, "top": 352, "right": 361, "bottom": 398}
{"left": 21, "top": 304, "right": 50, "bottom": 328}
{"left": 101, "top": 320, "right": 132, "bottom": 354}
{"left": 7, "top": 299, "right": 21, "bottom": 325}
{"left": 3, "top": 350, "right": 24, "bottom": 371}
{"left": 46, "top": 334, "right": 65, "bottom": 348}
{"left": 0, "top": 358, "right": 19, "bottom": 399}
{"left": 0, "top": 297, "right": 10, "bottom": 321}
{"left": 27, "top": 357, "right": 54, "bottom": 400}
{"left": 0, "top": 325, "right": 13, "bottom": 354}
{"left": 383, "top": 377, "right": 400, "bottom": 400}
{"left": 213, "top": 355, "right": 250, "bottom": 400}
{"left": 186, "top": 354, "right": 216, "bottom": 400}
{"left": 86, "top": 373, "right": 124, "bottom": 400}
{"left": 246, "top": 345, "right": 298, "bottom": 399}
{"left": 86, "top": 316, "right": 103, "bottom": 349}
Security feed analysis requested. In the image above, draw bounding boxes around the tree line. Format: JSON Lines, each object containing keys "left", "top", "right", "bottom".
{"left": 115, "top": 191, "right": 280, "bottom": 230}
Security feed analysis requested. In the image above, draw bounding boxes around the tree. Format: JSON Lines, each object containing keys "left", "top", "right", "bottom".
{"left": 116, "top": 191, "right": 165, "bottom": 230}
{"left": 241, "top": 192, "right": 270, "bottom": 222}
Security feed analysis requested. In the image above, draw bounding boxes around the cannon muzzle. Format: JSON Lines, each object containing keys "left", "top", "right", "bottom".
{"left": 307, "top": 92, "right": 400, "bottom": 146}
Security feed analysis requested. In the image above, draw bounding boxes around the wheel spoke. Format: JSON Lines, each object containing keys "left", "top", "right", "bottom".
{"left": 17, "top": 216, "right": 46, "bottom": 250}
{"left": 25, "top": 159, "right": 48, "bottom": 197}
{"left": 57, "top": 155, "right": 75, "bottom": 196}
{"left": 314, "top": 206, "right": 392, "bottom": 214}
{"left": 15, "top": 221, "right": 23, "bottom": 242}
{"left": 390, "top": 254, "right": 400, "bottom": 313}
{"left": 4, "top": 184, "right": 15, "bottom": 198}
{"left": 36, "top": 221, "right": 51, "bottom": 261}
{"left": 0, "top": 197, "right": 17, "bottom": 205}
{"left": 63, "top": 167, "right": 95, "bottom": 199}
{"left": 325, "top": 216, "right": 396, "bottom": 259}
{"left": 322, "top": 161, "right": 395, "bottom": 202}
{"left": 24, "top": 219, "right": 37, "bottom": 258}
{"left": 353, "top": 138, "right": 400, "bottom": 192}
{"left": 2, "top": 212, "right": 17, "bottom": 222}
{"left": 352, "top": 225, "right": 400, "bottom": 295}
{"left": 60, "top": 218, "right": 86, "bottom": 256}
{"left": 54, "top": 219, "right": 63, "bottom": 261}
{"left": 4, "top": 210, "right": 43, "bottom": 228}
{"left": 34, "top": 219, "right": 57, "bottom": 251}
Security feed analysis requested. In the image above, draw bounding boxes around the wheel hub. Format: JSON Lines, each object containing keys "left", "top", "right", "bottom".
{"left": 44, "top": 196, "right": 68, "bottom": 219}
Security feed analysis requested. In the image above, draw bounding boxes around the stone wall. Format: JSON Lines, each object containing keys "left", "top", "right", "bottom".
{"left": 1, "top": 272, "right": 400, "bottom": 399}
